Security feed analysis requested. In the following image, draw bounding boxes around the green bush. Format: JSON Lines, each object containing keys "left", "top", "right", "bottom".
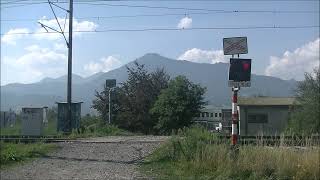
{"left": 68, "top": 116, "right": 134, "bottom": 138}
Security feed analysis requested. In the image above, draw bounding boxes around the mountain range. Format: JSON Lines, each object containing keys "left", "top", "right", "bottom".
{"left": 0, "top": 53, "right": 297, "bottom": 114}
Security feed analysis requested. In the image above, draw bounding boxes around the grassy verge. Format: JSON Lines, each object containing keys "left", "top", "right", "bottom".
{"left": 0, "top": 120, "right": 22, "bottom": 135}
{"left": 141, "top": 126, "right": 320, "bottom": 179}
{"left": 68, "top": 124, "right": 134, "bottom": 138}
{"left": 0, "top": 142, "right": 57, "bottom": 169}
{"left": 1, "top": 116, "right": 134, "bottom": 138}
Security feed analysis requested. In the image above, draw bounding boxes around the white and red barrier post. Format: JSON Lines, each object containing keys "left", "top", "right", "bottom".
{"left": 231, "top": 87, "right": 239, "bottom": 146}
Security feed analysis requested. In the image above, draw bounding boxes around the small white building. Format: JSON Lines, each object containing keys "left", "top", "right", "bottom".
{"left": 193, "top": 105, "right": 224, "bottom": 131}
{"left": 238, "top": 97, "right": 296, "bottom": 136}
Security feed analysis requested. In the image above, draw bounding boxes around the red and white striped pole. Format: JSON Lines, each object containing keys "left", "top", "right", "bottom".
{"left": 231, "top": 87, "right": 239, "bottom": 145}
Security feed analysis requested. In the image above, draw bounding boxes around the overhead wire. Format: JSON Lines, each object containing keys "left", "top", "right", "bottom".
{"left": 1, "top": 1, "right": 318, "bottom": 36}
{"left": 0, "top": 11, "right": 271, "bottom": 22}
{"left": 1, "top": 1, "right": 319, "bottom": 14}
{"left": 1, "top": 25, "right": 319, "bottom": 36}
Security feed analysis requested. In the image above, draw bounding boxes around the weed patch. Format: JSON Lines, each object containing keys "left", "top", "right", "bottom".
{"left": 0, "top": 142, "right": 57, "bottom": 168}
{"left": 141, "top": 126, "right": 320, "bottom": 179}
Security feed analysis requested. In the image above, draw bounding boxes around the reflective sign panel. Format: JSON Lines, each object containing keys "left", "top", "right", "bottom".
{"left": 106, "top": 79, "right": 116, "bottom": 88}
{"left": 223, "top": 37, "right": 248, "bottom": 55}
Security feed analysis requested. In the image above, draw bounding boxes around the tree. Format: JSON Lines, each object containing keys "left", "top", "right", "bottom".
{"left": 92, "top": 62, "right": 170, "bottom": 134}
{"left": 92, "top": 85, "right": 121, "bottom": 124}
{"left": 288, "top": 68, "right": 320, "bottom": 135}
{"left": 150, "top": 75, "right": 206, "bottom": 134}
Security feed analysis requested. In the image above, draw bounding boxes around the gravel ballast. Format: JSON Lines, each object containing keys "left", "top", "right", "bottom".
{"left": 0, "top": 136, "right": 169, "bottom": 180}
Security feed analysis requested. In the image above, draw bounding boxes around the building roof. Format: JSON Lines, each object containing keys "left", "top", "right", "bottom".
{"left": 55, "top": 102, "right": 83, "bottom": 104}
{"left": 201, "top": 105, "right": 230, "bottom": 111}
{"left": 238, "top": 97, "right": 297, "bottom": 106}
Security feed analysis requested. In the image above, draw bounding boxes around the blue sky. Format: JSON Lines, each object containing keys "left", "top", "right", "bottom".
{"left": 1, "top": 0, "right": 319, "bottom": 85}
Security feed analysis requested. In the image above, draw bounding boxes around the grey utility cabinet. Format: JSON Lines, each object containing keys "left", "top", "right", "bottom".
{"left": 21, "top": 108, "right": 44, "bottom": 136}
{"left": 57, "top": 102, "right": 82, "bottom": 133}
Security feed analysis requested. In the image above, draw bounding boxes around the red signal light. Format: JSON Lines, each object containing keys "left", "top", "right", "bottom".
{"left": 242, "top": 63, "right": 250, "bottom": 71}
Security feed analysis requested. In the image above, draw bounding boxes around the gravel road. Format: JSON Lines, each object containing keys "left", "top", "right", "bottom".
{"left": 0, "top": 136, "right": 169, "bottom": 180}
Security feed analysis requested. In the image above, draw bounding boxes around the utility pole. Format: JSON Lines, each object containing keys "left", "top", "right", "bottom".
{"left": 108, "top": 88, "right": 112, "bottom": 124}
{"left": 40, "top": 0, "right": 74, "bottom": 133}
{"left": 105, "top": 79, "right": 116, "bottom": 124}
{"left": 66, "top": 0, "right": 73, "bottom": 132}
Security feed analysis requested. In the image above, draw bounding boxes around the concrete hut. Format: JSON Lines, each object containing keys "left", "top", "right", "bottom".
{"left": 238, "top": 97, "right": 297, "bottom": 136}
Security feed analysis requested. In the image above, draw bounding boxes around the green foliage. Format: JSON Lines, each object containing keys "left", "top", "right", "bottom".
{"left": 150, "top": 76, "right": 206, "bottom": 134}
{"left": 92, "top": 64, "right": 207, "bottom": 135}
{"left": 69, "top": 115, "right": 134, "bottom": 138}
{"left": 93, "top": 62, "right": 170, "bottom": 134}
{"left": 142, "top": 126, "right": 320, "bottom": 179}
{"left": 43, "top": 108, "right": 58, "bottom": 135}
{"left": 0, "top": 142, "right": 57, "bottom": 168}
{"left": 0, "top": 119, "right": 21, "bottom": 135}
{"left": 288, "top": 68, "right": 320, "bottom": 135}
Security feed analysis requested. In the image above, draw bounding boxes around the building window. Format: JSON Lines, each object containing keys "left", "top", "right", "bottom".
{"left": 206, "top": 112, "right": 209, "bottom": 117}
{"left": 208, "top": 122, "right": 214, "bottom": 130}
{"left": 215, "top": 113, "right": 218, "bottom": 117}
{"left": 210, "top": 113, "right": 213, "bottom": 117}
{"left": 202, "top": 112, "right": 205, "bottom": 117}
{"left": 219, "top": 113, "right": 222, "bottom": 117}
{"left": 248, "top": 114, "right": 268, "bottom": 123}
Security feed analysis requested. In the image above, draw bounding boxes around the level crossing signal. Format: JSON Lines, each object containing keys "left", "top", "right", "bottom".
{"left": 229, "top": 58, "right": 251, "bottom": 82}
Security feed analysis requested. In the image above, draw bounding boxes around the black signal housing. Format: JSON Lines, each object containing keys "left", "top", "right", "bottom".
{"left": 229, "top": 58, "right": 251, "bottom": 82}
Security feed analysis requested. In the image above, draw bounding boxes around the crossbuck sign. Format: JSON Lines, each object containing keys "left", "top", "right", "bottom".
{"left": 223, "top": 37, "right": 248, "bottom": 55}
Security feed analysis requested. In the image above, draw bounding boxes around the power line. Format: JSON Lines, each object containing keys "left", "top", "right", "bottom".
{"left": 1, "top": 25, "right": 318, "bottom": 36}
{"left": 3, "top": 7, "right": 320, "bottom": 22}
{"left": 73, "top": 2, "right": 320, "bottom": 14}
{"left": 0, "top": 12, "right": 259, "bottom": 22}
{"left": 1, "top": 1, "right": 319, "bottom": 14}
{"left": 0, "top": 0, "right": 119, "bottom": 7}
{"left": 1, "top": 2, "right": 47, "bottom": 8}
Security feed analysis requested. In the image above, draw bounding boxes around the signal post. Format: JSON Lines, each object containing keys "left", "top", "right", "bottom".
{"left": 223, "top": 37, "right": 251, "bottom": 147}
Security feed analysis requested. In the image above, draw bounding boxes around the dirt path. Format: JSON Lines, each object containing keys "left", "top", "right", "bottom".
{"left": 0, "top": 136, "right": 169, "bottom": 180}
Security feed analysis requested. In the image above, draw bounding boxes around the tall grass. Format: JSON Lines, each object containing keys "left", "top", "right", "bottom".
{"left": 142, "top": 126, "right": 320, "bottom": 179}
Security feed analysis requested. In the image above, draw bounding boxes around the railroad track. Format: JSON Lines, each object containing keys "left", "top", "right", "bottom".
{"left": 1, "top": 135, "right": 319, "bottom": 146}
{"left": 0, "top": 135, "right": 169, "bottom": 144}
{"left": 0, "top": 135, "right": 70, "bottom": 143}
{"left": 216, "top": 135, "right": 320, "bottom": 146}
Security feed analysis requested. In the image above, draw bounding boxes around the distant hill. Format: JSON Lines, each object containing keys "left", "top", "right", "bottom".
{"left": 0, "top": 53, "right": 297, "bottom": 114}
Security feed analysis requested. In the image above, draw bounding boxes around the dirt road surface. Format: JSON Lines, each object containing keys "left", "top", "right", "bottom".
{"left": 0, "top": 136, "right": 169, "bottom": 180}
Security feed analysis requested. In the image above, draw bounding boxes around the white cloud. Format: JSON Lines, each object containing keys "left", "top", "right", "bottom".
{"left": 53, "top": 43, "right": 67, "bottom": 52}
{"left": 1, "top": 18, "right": 98, "bottom": 45}
{"left": 35, "top": 17, "right": 98, "bottom": 40}
{"left": 177, "top": 17, "right": 192, "bottom": 29}
{"left": 84, "top": 56, "right": 122, "bottom": 75}
{"left": 265, "top": 38, "right": 319, "bottom": 80}
{"left": 178, "top": 48, "right": 228, "bottom": 64}
{"left": 1, "top": 28, "right": 29, "bottom": 45}
{"left": 2, "top": 45, "right": 67, "bottom": 84}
